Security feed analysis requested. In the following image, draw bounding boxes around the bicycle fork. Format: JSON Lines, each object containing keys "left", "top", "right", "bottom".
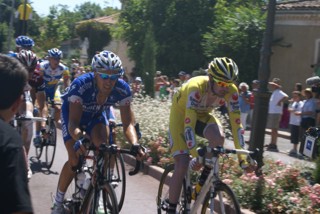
{"left": 190, "top": 157, "right": 219, "bottom": 214}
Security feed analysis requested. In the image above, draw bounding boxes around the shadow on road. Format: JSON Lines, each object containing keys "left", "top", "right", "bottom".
{"left": 29, "top": 156, "right": 59, "bottom": 175}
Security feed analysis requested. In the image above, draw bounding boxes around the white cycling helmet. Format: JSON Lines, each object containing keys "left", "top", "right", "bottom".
{"left": 91, "top": 50, "right": 124, "bottom": 75}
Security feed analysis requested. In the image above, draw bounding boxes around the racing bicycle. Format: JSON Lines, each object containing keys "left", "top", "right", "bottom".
{"left": 156, "top": 146, "right": 258, "bottom": 214}
{"left": 63, "top": 142, "right": 142, "bottom": 214}
{"left": 34, "top": 100, "right": 60, "bottom": 169}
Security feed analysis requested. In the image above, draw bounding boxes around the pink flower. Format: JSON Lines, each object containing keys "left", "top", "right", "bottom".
{"left": 222, "top": 179, "right": 233, "bottom": 185}
{"left": 289, "top": 196, "right": 301, "bottom": 204}
{"left": 147, "top": 157, "right": 153, "bottom": 164}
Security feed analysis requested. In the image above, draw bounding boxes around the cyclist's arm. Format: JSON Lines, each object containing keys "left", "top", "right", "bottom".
{"left": 36, "top": 91, "right": 47, "bottom": 129}
{"left": 119, "top": 104, "right": 138, "bottom": 145}
{"left": 184, "top": 88, "right": 200, "bottom": 157}
{"left": 68, "top": 98, "right": 84, "bottom": 141}
{"left": 225, "top": 85, "right": 247, "bottom": 164}
{"left": 62, "top": 69, "right": 70, "bottom": 89}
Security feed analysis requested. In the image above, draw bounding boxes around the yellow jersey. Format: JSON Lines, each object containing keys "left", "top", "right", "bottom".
{"left": 169, "top": 75, "right": 245, "bottom": 161}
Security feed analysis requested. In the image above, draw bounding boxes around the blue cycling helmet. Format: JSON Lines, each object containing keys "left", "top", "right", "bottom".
{"left": 15, "top": 35, "right": 35, "bottom": 48}
{"left": 91, "top": 50, "right": 124, "bottom": 75}
{"left": 48, "top": 48, "right": 63, "bottom": 59}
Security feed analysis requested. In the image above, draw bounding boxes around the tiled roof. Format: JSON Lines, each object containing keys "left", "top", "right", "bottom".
{"left": 77, "top": 13, "right": 119, "bottom": 25}
{"left": 277, "top": 0, "right": 320, "bottom": 10}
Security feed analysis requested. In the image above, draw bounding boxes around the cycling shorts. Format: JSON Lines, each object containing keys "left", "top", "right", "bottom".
{"left": 45, "top": 87, "right": 56, "bottom": 101}
{"left": 61, "top": 103, "right": 108, "bottom": 142}
{"left": 168, "top": 112, "right": 222, "bottom": 157}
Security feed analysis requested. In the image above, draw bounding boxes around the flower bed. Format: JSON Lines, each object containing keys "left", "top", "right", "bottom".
{"left": 115, "top": 95, "right": 320, "bottom": 213}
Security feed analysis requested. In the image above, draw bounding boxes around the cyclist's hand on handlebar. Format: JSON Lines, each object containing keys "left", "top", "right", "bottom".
{"left": 73, "top": 137, "right": 87, "bottom": 156}
{"left": 240, "top": 160, "right": 257, "bottom": 174}
{"left": 189, "top": 157, "right": 202, "bottom": 171}
{"left": 130, "top": 144, "right": 146, "bottom": 161}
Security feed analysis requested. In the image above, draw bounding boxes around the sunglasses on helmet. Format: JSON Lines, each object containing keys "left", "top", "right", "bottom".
{"left": 97, "top": 72, "right": 120, "bottom": 80}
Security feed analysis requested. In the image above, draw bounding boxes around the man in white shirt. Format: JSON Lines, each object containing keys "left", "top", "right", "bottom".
{"left": 266, "top": 78, "right": 288, "bottom": 152}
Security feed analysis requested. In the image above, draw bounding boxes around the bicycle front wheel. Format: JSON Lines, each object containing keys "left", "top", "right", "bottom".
{"left": 201, "top": 182, "right": 241, "bottom": 214}
{"left": 45, "top": 120, "right": 57, "bottom": 169}
{"left": 156, "top": 164, "right": 188, "bottom": 214}
{"left": 83, "top": 183, "right": 119, "bottom": 214}
{"left": 108, "top": 153, "right": 126, "bottom": 211}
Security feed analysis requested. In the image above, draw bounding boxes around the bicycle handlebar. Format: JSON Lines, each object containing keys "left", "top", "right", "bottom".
{"left": 83, "top": 142, "right": 143, "bottom": 176}
{"left": 14, "top": 115, "right": 47, "bottom": 122}
{"left": 197, "top": 146, "right": 259, "bottom": 166}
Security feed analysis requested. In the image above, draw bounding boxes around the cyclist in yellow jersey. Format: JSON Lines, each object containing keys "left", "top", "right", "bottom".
{"left": 167, "top": 57, "right": 249, "bottom": 213}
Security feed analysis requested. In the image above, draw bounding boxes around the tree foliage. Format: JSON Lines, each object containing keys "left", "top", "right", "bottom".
{"left": 202, "top": 0, "right": 266, "bottom": 82}
{"left": 76, "top": 21, "right": 112, "bottom": 63}
{"left": 141, "top": 23, "right": 157, "bottom": 97}
{"left": 120, "top": 0, "right": 216, "bottom": 78}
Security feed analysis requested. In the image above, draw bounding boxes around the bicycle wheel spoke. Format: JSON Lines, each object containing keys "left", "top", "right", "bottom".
{"left": 201, "top": 183, "right": 241, "bottom": 214}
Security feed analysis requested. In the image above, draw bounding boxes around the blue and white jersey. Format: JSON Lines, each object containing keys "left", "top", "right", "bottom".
{"left": 61, "top": 72, "right": 132, "bottom": 123}
{"left": 39, "top": 60, "right": 70, "bottom": 88}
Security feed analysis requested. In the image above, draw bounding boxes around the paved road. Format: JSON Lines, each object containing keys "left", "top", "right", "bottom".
{"left": 28, "top": 129, "right": 159, "bottom": 214}
{"left": 28, "top": 127, "right": 315, "bottom": 213}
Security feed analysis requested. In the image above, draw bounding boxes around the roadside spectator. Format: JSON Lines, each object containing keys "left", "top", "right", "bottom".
{"left": 0, "top": 54, "right": 34, "bottom": 214}
{"left": 288, "top": 91, "right": 303, "bottom": 157}
{"left": 266, "top": 78, "right": 288, "bottom": 152}
{"left": 280, "top": 103, "right": 290, "bottom": 129}
{"left": 248, "top": 80, "right": 259, "bottom": 128}
{"left": 238, "top": 82, "right": 251, "bottom": 130}
{"left": 154, "top": 70, "right": 163, "bottom": 99}
{"left": 295, "top": 82, "right": 303, "bottom": 92}
{"left": 167, "top": 78, "right": 181, "bottom": 100}
{"left": 159, "top": 75, "right": 170, "bottom": 100}
{"left": 298, "top": 88, "right": 317, "bottom": 155}
{"left": 131, "top": 76, "right": 144, "bottom": 96}
{"left": 178, "top": 71, "right": 187, "bottom": 84}
{"left": 185, "top": 73, "right": 191, "bottom": 81}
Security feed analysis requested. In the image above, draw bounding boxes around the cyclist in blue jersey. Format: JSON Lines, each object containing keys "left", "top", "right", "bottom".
{"left": 51, "top": 50, "right": 145, "bottom": 214}
{"left": 34, "top": 48, "right": 70, "bottom": 146}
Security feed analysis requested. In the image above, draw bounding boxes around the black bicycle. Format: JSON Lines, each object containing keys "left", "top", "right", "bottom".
{"left": 63, "top": 142, "right": 142, "bottom": 214}
{"left": 108, "top": 122, "right": 142, "bottom": 211}
{"left": 34, "top": 100, "right": 59, "bottom": 169}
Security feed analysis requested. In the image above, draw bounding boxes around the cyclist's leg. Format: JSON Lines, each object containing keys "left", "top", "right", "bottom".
{"left": 20, "top": 100, "right": 34, "bottom": 155}
{"left": 52, "top": 110, "right": 78, "bottom": 211}
{"left": 167, "top": 110, "right": 189, "bottom": 212}
{"left": 88, "top": 116, "right": 109, "bottom": 148}
{"left": 34, "top": 91, "right": 47, "bottom": 146}
{"left": 200, "top": 115, "right": 224, "bottom": 148}
{"left": 53, "top": 87, "right": 62, "bottom": 125}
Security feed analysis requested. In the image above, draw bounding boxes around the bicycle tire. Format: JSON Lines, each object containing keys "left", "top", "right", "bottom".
{"left": 157, "top": 164, "right": 188, "bottom": 214}
{"left": 35, "top": 141, "right": 43, "bottom": 159}
{"left": 83, "top": 182, "right": 119, "bottom": 214}
{"left": 108, "top": 153, "right": 126, "bottom": 212}
{"left": 45, "top": 119, "right": 57, "bottom": 169}
{"left": 201, "top": 182, "right": 241, "bottom": 214}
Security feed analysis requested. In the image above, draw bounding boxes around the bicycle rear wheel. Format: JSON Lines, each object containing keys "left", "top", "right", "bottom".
{"left": 108, "top": 153, "right": 126, "bottom": 212}
{"left": 35, "top": 139, "right": 43, "bottom": 159}
{"left": 156, "top": 164, "right": 188, "bottom": 214}
{"left": 83, "top": 182, "right": 119, "bottom": 214}
{"left": 45, "top": 120, "right": 57, "bottom": 169}
{"left": 201, "top": 182, "right": 241, "bottom": 214}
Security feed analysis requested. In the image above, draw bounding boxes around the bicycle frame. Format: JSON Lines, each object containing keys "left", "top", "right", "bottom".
{"left": 179, "top": 147, "right": 257, "bottom": 214}
{"left": 184, "top": 156, "right": 220, "bottom": 214}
